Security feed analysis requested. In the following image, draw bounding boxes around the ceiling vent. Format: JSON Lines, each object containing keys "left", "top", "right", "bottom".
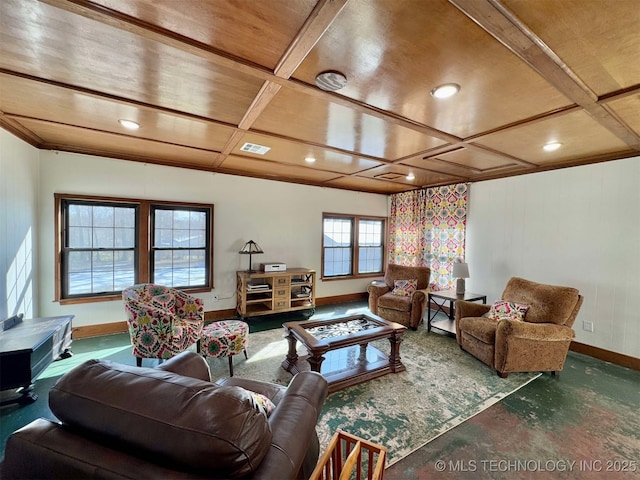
{"left": 240, "top": 142, "right": 271, "bottom": 155}
{"left": 374, "top": 172, "right": 404, "bottom": 180}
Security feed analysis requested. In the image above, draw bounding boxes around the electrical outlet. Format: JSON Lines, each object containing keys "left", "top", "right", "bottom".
{"left": 582, "top": 320, "right": 594, "bottom": 332}
{"left": 212, "top": 294, "right": 219, "bottom": 301}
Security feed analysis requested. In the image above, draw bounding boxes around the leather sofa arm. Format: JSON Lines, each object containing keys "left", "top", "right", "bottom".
{"left": 252, "top": 372, "right": 329, "bottom": 480}
{"left": 156, "top": 351, "right": 210, "bottom": 382}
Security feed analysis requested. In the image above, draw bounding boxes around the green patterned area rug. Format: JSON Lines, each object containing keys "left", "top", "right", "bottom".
{"left": 205, "top": 326, "right": 541, "bottom": 466}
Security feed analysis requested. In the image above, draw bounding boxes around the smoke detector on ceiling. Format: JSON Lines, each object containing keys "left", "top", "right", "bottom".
{"left": 315, "top": 71, "right": 348, "bottom": 91}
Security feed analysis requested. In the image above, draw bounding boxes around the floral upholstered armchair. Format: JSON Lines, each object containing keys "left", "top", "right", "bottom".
{"left": 122, "top": 284, "right": 204, "bottom": 366}
{"left": 367, "top": 264, "right": 431, "bottom": 330}
{"left": 455, "top": 277, "right": 583, "bottom": 378}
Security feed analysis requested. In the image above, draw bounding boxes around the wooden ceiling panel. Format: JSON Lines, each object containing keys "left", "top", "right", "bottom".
{"left": 292, "top": 0, "right": 571, "bottom": 138}
{"left": 503, "top": 0, "right": 640, "bottom": 96}
{"left": 0, "top": 0, "right": 263, "bottom": 124}
{"left": 606, "top": 95, "right": 640, "bottom": 137}
{"left": 0, "top": 0, "right": 636, "bottom": 195}
{"left": 431, "top": 147, "right": 520, "bottom": 172}
{"left": 90, "top": 0, "right": 315, "bottom": 70}
{"left": 476, "top": 110, "right": 631, "bottom": 165}
{"left": 229, "top": 133, "right": 384, "bottom": 175}
{"left": 19, "top": 118, "right": 218, "bottom": 167}
{"left": 252, "top": 87, "right": 447, "bottom": 159}
{"left": 0, "top": 74, "right": 235, "bottom": 151}
{"left": 357, "top": 163, "right": 457, "bottom": 188}
{"left": 399, "top": 155, "right": 475, "bottom": 179}
{"left": 221, "top": 154, "right": 340, "bottom": 183}
{"left": 325, "top": 175, "right": 412, "bottom": 194}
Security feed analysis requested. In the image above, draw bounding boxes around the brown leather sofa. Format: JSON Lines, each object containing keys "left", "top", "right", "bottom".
{"left": 2, "top": 351, "right": 328, "bottom": 479}
{"left": 367, "top": 263, "right": 431, "bottom": 329}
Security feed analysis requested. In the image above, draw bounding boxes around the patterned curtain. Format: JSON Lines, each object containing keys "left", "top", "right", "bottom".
{"left": 389, "top": 183, "right": 468, "bottom": 291}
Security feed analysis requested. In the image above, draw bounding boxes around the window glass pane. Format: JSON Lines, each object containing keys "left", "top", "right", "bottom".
{"left": 189, "top": 250, "right": 206, "bottom": 285}
{"left": 68, "top": 226, "right": 92, "bottom": 248}
{"left": 155, "top": 209, "right": 173, "bottom": 229}
{"left": 359, "top": 219, "right": 382, "bottom": 246}
{"left": 93, "top": 206, "right": 114, "bottom": 228}
{"left": 190, "top": 211, "right": 206, "bottom": 230}
{"left": 324, "top": 218, "right": 352, "bottom": 246}
{"left": 155, "top": 228, "right": 173, "bottom": 247}
{"left": 173, "top": 210, "right": 190, "bottom": 230}
{"left": 92, "top": 251, "right": 114, "bottom": 292}
{"left": 93, "top": 227, "right": 114, "bottom": 248}
{"left": 324, "top": 247, "right": 352, "bottom": 276}
{"left": 68, "top": 204, "right": 92, "bottom": 227}
{"left": 358, "top": 246, "right": 383, "bottom": 273}
{"left": 114, "top": 251, "right": 135, "bottom": 290}
{"left": 171, "top": 250, "right": 190, "bottom": 286}
{"left": 173, "top": 229, "right": 191, "bottom": 247}
{"left": 115, "top": 227, "right": 135, "bottom": 248}
{"left": 115, "top": 207, "right": 135, "bottom": 228}
{"left": 153, "top": 250, "right": 173, "bottom": 286}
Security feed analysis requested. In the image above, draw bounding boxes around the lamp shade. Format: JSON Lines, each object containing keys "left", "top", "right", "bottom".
{"left": 452, "top": 262, "right": 469, "bottom": 279}
{"left": 239, "top": 240, "right": 264, "bottom": 273}
{"left": 238, "top": 240, "right": 263, "bottom": 255}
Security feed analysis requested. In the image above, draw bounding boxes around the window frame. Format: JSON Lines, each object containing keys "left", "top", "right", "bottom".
{"left": 55, "top": 194, "right": 214, "bottom": 304}
{"left": 321, "top": 212, "right": 387, "bottom": 281}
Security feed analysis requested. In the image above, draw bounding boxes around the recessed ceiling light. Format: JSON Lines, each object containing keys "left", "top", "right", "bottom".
{"left": 305, "top": 157, "right": 316, "bottom": 164}
{"left": 315, "top": 71, "right": 347, "bottom": 91}
{"left": 406, "top": 172, "right": 415, "bottom": 181}
{"left": 430, "top": 83, "right": 460, "bottom": 99}
{"left": 118, "top": 119, "right": 140, "bottom": 130}
{"left": 543, "top": 142, "right": 562, "bottom": 152}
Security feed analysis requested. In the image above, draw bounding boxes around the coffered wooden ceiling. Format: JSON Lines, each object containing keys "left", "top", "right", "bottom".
{"left": 1, "top": 0, "right": 639, "bottom": 194}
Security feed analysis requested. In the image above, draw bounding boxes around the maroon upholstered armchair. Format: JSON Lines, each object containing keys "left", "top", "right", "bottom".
{"left": 367, "top": 264, "right": 431, "bottom": 330}
{"left": 455, "top": 277, "right": 583, "bottom": 378}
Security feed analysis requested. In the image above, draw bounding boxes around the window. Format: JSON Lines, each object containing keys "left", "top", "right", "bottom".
{"left": 56, "top": 194, "right": 213, "bottom": 303}
{"left": 151, "top": 206, "right": 209, "bottom": 288}
{"left": 61, "top": 200, "right": 138, "bottom": 298}
{"left": 322, "top": 213, "right": 386, "bottom": 279}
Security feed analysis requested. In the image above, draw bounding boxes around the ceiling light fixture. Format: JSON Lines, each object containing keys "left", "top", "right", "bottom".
{"left": 430, "top": 83, "right": 460, "bottom": 99}
{"left": 406, "top": 172, "right": 415, "bottom": 181}
{"left": 305, "top": 157, "right": 316, "bottom": 164}
{"left": 118, "top": 119, "right": 140, "bottom": 130}
{"left": 315, "top": 70, "right": 347, "bottom": 91}
{"left": 543, "top": 142, "right": 562, "bottom": 152}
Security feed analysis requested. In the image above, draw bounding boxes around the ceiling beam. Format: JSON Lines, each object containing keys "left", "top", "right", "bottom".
{"left": 274, "top": 0, "right": 350, "bottom": 78}
{"left": 449, "top": 0, "right": 640, "bottom": 150}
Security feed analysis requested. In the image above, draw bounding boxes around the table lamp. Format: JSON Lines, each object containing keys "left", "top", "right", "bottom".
{"left": 452, "top": 262, "right": 469, "bottom": 295}
{"left": 239, "top": 240, "right": 264, "bottom": 273}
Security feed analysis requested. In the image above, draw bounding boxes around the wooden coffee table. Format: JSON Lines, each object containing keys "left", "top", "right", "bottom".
{"left": 281, "top": 313, "right": 406, "bottom": 393}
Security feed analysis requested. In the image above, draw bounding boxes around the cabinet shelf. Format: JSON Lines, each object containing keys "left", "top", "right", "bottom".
{"left": 237, "top": 268, "right": 315, "bottom": 319}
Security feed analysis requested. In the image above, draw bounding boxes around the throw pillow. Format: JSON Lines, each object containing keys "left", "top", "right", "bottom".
{"left": 241, "top": 388, "right": 276, "bottom": 417}
{"left": 487, "top": 300, "right": 530, "bottom": 321}
{"left": 392, "top": 279, "right": 418, "bottom": 296}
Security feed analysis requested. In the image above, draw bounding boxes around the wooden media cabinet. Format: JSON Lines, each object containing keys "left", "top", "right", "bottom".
{"left": 236, "top": 268, "right": 315, "bottom": 319}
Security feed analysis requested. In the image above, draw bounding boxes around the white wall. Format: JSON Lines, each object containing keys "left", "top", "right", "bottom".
{"left": 36, "top": 150, "right": 388, "bottom": 327}
{"left": 0, "top": 129, "right": 39, "bottom": 320}
{"left": 466, "top": 156, "right": 640, "bottom": 357}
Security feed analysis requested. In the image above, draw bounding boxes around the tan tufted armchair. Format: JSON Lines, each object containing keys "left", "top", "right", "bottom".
{"left": 455, "top": 277, "right": 583, "bottom": 378}
{"left": 367, "top": 264, "right": 431, "bottom": 330}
